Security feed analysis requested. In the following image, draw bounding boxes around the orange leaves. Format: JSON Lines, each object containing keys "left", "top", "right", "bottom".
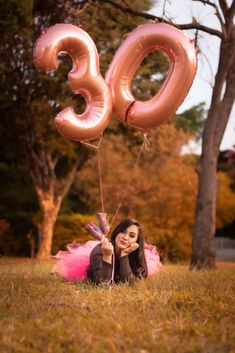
{"left": 216, "top": 172, "right": 235, "bottom": 229}
{"left": 76, "top": 124, "right": 198, "bottom": 260}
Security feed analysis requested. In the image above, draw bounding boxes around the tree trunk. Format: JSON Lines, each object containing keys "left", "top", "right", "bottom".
{"left": 191, "top": 27, "right": 235, "bottom": 269}
{"left": 191, "top": 138, "right": 218, "bottom": 268}
{"left": 33, "top": 161, "right": 78, "bottom": 260}
{"left": 36, "top": 189, "right": 62, "bottom": 260}
{"left": 37, "top": 208, "right": 58, "bottom": 260}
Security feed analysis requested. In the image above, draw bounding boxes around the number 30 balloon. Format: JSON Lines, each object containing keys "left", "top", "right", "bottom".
{"left": 34, "top": 23, "right": 197, "bottom": 141}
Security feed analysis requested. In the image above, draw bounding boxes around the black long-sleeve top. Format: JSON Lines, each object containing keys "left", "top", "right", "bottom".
{"left": 87, "top": 244, "right": 136, "bottom": 284}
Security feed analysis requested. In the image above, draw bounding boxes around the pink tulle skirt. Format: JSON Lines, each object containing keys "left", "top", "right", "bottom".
{"left": 52, "top": 240, "right": 162, "bottom": 281}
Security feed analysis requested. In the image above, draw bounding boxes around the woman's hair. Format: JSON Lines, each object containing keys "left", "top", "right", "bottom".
{"left": 111, "top": 218, "right": 148, "bottom": 278}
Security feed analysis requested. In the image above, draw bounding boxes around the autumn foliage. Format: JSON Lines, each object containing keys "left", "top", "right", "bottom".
{"left": 75, "top": 124, "right": 197, "bottom": 261}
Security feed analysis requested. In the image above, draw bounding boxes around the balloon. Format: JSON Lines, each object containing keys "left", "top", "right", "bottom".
{"left": 105, "top": 23, "right": 197, "bottom": 131}
{"left": 34, "top": 24, "right": 112, "bottom": 142}
{"left": 84, "top": 222, "right": 104, "bottom": 241}
{"left": 96, "top": 212, "right": 110, "bottom": 235}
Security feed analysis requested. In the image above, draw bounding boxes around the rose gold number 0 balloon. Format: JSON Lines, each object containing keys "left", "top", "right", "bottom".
{"left": 34, "top": 24, "right": 112, "bottom": 141}
{"left": 106, "top": 23, "right": 197, "bottom": 131}
{"left": 34, "top": 23, "right": 197, "bottom": 140}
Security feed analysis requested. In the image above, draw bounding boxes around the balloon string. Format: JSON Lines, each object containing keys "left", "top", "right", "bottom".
{"left": 97, "top": 135, "right": 105, "bottom": 214}
{"left": 81, "top": 134, "right": 146, "bottom": 227}
{"left": 109, "top": 141, "right": 145, "bottom": 230}
{"left": 80, "top": 135, "right": 104, "bottom": 214}
{"left": 80, "top": 139, "right": 102, "bottom": 150}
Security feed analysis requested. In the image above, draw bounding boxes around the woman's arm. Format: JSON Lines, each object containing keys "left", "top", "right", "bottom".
{"left": 119, "top": 243, "right": 140, "bottom": 282}
{"left": 87, "top": 245, "right": 113, "bottom": 284}
{"left": 119, "top": 255, "right": 136, "bottom": 282}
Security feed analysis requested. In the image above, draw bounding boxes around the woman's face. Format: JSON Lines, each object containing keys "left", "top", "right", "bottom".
{"left": 115, "top": 224, "right": 139, "bottom": 250}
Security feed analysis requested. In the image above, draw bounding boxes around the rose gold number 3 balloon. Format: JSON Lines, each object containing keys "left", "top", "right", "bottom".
{"left": 34, "top": 23, "right": 197, "bottom": 140}
{"left": 34, "top": 24, "right": 112, "bottom": 141}
{"left": 105, "top": 23, "right": 197, "bottom": 131}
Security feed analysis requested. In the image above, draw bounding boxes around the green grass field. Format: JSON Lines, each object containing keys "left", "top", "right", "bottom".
{"left": 0, "top": 258, "right": 234, "bottom": 353}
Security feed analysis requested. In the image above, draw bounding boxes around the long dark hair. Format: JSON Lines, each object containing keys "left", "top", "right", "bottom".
{"left": 111, "top": 218, "right": 148, "bottom": 278}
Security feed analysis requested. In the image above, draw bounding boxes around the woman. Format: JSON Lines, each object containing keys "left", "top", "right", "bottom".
{"left": 87, "top": 218, "right": 148, "bottom": 284}
{"left": 52, "top": 218, "right": 161, "bottom": 284}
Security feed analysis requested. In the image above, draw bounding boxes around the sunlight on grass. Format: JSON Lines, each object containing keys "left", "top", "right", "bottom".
{"left": 0, "top": 258, "right": 234, "bottom": 353}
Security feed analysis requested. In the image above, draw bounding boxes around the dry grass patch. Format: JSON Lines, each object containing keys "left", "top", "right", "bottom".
{"left": 0, "top": 258, "right": 234, "bottom": 353}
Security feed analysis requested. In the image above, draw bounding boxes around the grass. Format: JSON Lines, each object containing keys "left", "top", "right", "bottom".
{"left": 0, "top": 258, "right": 234, "bottom": 353}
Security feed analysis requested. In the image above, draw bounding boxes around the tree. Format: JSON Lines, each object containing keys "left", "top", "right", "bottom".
{"left": 173, "top": 103, "right": 206, "bottom": 139}
{"left": 0, "top": 1, "right": 87, "bottom": 259}
{"left": 84, "top": 0, "right": 235, "bottom": 268}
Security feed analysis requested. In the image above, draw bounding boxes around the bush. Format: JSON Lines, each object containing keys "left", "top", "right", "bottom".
{"left": 0, "top": 219, "right": 19, "bottom": 255}
{"left": 52, "top": 213, "right": 97, "bottom": 254}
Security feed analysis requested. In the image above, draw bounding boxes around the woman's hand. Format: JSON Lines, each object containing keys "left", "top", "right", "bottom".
{"left": 101, "top": 238, "right": 113, "bottom": 264}
{"left": 120, "top": 243, "right": 139, "bottom": 257}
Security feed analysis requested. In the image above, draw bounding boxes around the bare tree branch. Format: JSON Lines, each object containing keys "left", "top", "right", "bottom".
{"left": 226, "top": 1, "right": 235, "bottom": 27}
{"left": 161, "top": 0, "right": 173, "bottom": 23}
{"left": 56, "top": 160, "right": 79, "bottom": 198}
{"left": 91, "top": 0, "right": 223, "bottom": 38}
{"left": 96, "top": 0, "right": 161, "bottom": 21}
{"left": 192, "top": 0, "right": 226, "bottom": 35}
{"left": 192, "top": 0, "right": 219, "bottom": 10}
{"left": 179, "top": 23, "right": 223, "bottom": 38}
{"left": 198, "top": 49, "right": 215, "bottom": 88}
{"left": 219, "top": 0, "right": 229, "bottom": 15}
{"left": 162, "top": 0, "right": 168, "bottom": 18}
